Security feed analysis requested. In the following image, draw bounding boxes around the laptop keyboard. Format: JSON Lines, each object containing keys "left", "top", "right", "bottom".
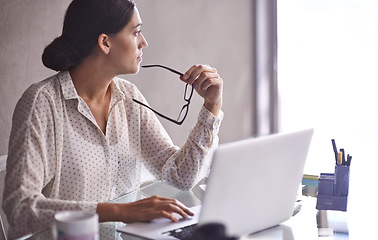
{"left": 163, "top": 223, "right": 198, "bottom": 240}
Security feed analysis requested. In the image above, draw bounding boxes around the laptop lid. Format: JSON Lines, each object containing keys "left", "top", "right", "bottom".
{"left": 116, "top": 129, "right": 313, "bottom": 239}
{"left": 198, "top": 128, "right": 314, "bottom": 236}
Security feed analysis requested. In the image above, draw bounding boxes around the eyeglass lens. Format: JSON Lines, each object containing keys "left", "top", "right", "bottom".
{"left": 177, "top": 105, "right": 189, "bottom": 123}
{"left": 184, "top": 83, "right": 194, "bottom": 101}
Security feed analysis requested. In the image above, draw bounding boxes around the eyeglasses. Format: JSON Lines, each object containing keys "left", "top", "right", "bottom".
{"left": 132, "top": 64, "right": 194, "bottom": 125}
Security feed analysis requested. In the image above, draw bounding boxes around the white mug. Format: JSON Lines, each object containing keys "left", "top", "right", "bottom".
{"left": 54, "top": 210, "right": 99, "bottom": 240}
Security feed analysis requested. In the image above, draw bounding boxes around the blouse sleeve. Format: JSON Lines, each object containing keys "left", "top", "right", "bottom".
{"left": 2, "top": 86, "right": 97, "bottom": 239}
{"left": 137, "top": 93, "right": 224, "bottom": 190}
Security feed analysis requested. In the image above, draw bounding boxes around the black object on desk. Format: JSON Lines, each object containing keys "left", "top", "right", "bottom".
{"left": 191, "top": 223, "right": 237, "bottom": 240}
{"left": 164, "top": 222, "right": 238, "bottom": 240}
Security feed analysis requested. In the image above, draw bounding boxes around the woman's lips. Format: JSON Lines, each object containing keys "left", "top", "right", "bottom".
{"left": 137, "top": 53, "right": 143, "bottom": 61}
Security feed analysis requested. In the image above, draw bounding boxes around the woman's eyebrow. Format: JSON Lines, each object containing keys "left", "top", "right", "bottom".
{"left": 133, "top": 23, "right": 142, "bottom": 29}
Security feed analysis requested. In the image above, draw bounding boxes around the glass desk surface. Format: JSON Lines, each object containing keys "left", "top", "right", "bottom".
{"left": 20, "top": 180, "right": 205, "bottom": 240}
{"left": 20, "top": 179, "right": 351, "bottom": 240}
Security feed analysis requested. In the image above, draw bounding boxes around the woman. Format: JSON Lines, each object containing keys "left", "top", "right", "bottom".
{"left": 2, "top": 0, "right": 223, "bottom": 238}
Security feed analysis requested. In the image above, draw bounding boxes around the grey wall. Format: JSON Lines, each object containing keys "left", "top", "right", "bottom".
{"left": 0, "top": 0, "right": 71, "bottom": 155}
{"left": 0, "top": 0, "right": 254, "bottom": 155}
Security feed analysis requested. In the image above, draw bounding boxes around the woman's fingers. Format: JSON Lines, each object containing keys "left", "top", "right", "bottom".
{"left": 148, "top": 197, "right": 194, "bottom": 221}
{"left": 180, "top": 64, "right": 222, "bottom": 96}
{"left": 150, "top": 196, "right": 193, "bottom": 214}
{"left": 179, "top": 64, "right": 223, "bottom": 116}
{"left": 120, "top": 196, "right": 194, "bottom": 223}
{"left": 193, "top": 72, "right": 220, "bottom": 91}
{"left": 159, "top": 197, "right": 194, "bottom": 218}
{"left": 181, "top": 64, "right": 217, "bottom": 86}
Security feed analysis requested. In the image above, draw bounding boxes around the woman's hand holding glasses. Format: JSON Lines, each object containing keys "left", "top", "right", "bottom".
{"left": 181, "top": 64, "right": 223, "bottom": 116}
{"left": 133, "top": 64, "right": 223, "bottom": 125}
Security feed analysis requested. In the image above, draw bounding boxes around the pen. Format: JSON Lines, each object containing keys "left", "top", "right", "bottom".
{"left": 331, "top": 139, "right": 338, "bottom": 165}
{"left": 346, "top": 154, "right": 352, "bottom": 166}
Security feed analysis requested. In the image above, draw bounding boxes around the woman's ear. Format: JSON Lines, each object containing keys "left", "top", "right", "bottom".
{"left": 98, "top": 33, "right": 111, "bottom": 55}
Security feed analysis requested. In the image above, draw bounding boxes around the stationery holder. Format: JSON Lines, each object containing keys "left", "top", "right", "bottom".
{"left": 316, "top": 165, "right": 350, "bottom": 211}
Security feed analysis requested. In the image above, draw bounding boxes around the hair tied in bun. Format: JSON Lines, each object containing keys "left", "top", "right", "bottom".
{"left": 60, "top": 35, "right": 82, "bottom": 60}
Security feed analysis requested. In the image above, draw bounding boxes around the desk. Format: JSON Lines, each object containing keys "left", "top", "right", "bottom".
{"left": 20, "top": 180, "right": 353, "bottom": 240}
{"left": 20, "top": 181, "right": 204, "bottom": 240}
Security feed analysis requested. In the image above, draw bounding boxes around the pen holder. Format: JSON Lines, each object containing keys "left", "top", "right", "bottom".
{"left": 316, "top": 165, "right": 350, "bottom": 211}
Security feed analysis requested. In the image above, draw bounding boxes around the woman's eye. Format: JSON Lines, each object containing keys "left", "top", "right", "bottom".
{"left": 135, "top": 30, "right": 142, "bottom": 36}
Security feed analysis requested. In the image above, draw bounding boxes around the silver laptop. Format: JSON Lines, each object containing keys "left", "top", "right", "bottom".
{"left": 117, "top": 129, "right": 314, "bottom": 239}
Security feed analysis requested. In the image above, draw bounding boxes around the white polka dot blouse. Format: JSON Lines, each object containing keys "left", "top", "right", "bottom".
{"left": 2, "top": 71, "right": 223, "bottom": 239}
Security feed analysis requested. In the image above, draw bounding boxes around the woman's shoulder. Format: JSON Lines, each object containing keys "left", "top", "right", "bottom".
{"left": 21, "top": 73, "right": 62, "bottom": 100}
{"left": 14, "top": 73, "right": 62, "bottom": 120}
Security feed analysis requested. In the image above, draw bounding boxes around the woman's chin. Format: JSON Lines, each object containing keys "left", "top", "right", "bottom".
{"left": 120, "top": 65, "right": 140, "bottom": 75}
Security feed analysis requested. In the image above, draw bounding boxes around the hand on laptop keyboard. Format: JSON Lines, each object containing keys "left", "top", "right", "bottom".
{"left": 105, "top": 195, "right": 194, "bottom": 223}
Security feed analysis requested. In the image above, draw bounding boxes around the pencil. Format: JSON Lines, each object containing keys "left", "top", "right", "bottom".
{"left": 338, "top": 151, "right": 343, "bottom": 165}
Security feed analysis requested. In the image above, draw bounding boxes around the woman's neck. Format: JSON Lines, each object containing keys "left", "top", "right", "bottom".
{"left": 69, "top": 55, "right": 115, "bottom": 134}
{"left": 69, "top": 55, "right": 115, "bottom": 103}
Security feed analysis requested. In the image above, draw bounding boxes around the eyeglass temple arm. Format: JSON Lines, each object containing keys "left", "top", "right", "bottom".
{"left": 142, "top": 65, "right": 184, "bottom": 77}
{"left": 132, "top": 98, "right": 185, "bottom": 125}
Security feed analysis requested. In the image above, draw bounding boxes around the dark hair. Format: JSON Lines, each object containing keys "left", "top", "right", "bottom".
{"left": 42, "top": 0, "right": 135, "bottom": 71}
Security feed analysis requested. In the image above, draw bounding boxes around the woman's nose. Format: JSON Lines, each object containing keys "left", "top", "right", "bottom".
{"left": 139, "top": 33, "right": 148, "bottom": 49}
